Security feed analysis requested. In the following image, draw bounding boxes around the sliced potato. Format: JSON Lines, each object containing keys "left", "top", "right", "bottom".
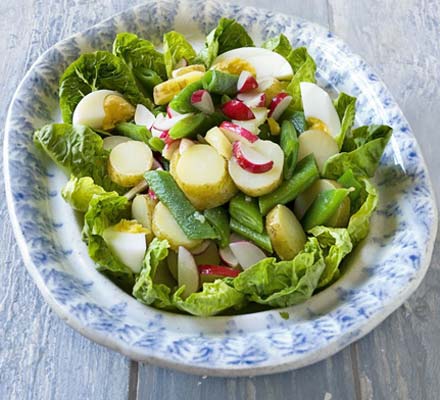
{"left": 205, "top": 127, "right": 233, "bottom": 159}
{"left": 131, "top": 194, "right": 157, "bottom": 241}
{"left": 194, "top": 241, "right": 221, "bottom": 266}
{"left": 175, "top": 144, "right": 237, "bottom": 210}
{"left": 172, "top": 64, "right": 206, "bottom": 78}
{"left": 228, "top": 140, "right": 284, "bottom": 196}
{"left": 297, "top": 129, "right": 339, "bottom": 173}
{"left": 103, "top": 135, "right": 131, "bottom": 151}
{"left": 169, "top": 150, "right": 181, "bottom": 179}
{"left": 152, "top": 202, "right": 202, "bottom": 251}
{"left": 293, "top": 179, "right": 351, "bottom": 227}
{"left": 153, "top": 71, "right": 205, "bottom": 105}
{"left": 266, "top": 204, "right": 306, "bottom": 260}
{"left": 108, "top": 141, "right": 153, "bottom": 187}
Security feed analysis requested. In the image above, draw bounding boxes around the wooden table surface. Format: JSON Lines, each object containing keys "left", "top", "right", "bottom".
{"left": 1, "top": 0, "right": 439, "bottom": 399}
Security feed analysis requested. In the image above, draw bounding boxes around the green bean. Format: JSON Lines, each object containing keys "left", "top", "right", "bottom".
{"left": 204, "top": 207, "right": 230, "bottom": 248}
{"left": 280, "top": 120, "right": 299, "bottom": 180}
{"left": 145, "top": 170, "right": 218, "bottom": 240}
{"left": 113, "top": 122, "right": 151, "bottom": 143}
{"left": 289, "top": 111, "right": 307, "bottom": 133}
{"left": 230, "top": 219, "right": 273, "bottom": 253}
{"left": 259, "top": 154, "right": 319, "bottom": 215}
{"left": 168, "top": 79, "right": 204, "bottom": 114}
{"left": 301, "top": 188, "right": 352, "bottom": 231}
{"left": 169, "top": 112, "right": 224, "bottom": 139}
{"left": 133, "top": 69, "right": 163, "bottom": 96}
{"left": 337, "top": 169, "right": 362, "bottom": 203}
{"left": 202, "top": 70, "right": 239, "bottom": 96}
{"left": 229, "top": 193, "right": 263, "bottom": 233}
{"left": 148, "top": 137, "right": 165, "bottom": 152}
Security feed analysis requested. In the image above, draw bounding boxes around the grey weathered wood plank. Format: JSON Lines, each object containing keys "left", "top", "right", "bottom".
{"left": 330, "top": 1, "right": 440, "bottom": 399}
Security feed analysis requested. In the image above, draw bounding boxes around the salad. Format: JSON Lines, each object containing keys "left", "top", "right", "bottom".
{"left": 34, "top": 18, "right": 392, "bottom": 317}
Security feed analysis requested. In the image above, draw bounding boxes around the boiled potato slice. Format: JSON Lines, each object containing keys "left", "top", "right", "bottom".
{"left": 297, "top": 129, "right": 339, "bottom": 173}
{"left": 266, "top": 204, "right": 306, "bottom": 260}
{"left": 153, "top": 71, "right": 205, "bottom": 105}
{"left": 293, "top": 179, "right": 351, "bottom": 227}
{"left": 175, "top": 144, "right": 237, "bottom": 210}
{"left": 131, "top": 194, "right": 157, "bottom": 241}
{"left": 152, "top": 202, "right": 202, "bottom": 251}
{"left": 108, "top": 141, "right": 153, "bottom": 187}
{"left": 205, "top": 127, "right": 233, "bottom": 159}
{"left": 172, "top": 64, "right": 206, "bottom": 78}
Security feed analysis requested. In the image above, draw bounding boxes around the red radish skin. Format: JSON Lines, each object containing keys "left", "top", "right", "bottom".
{"left": 148, "top": 189, "right": 157, "bottom": 200}
{"left": 198, "top": 265, "right": 240, "bottom": 278}
{"left": 237, "top": 71, "right": 258, "bottom": 93}
{"left": 236, "top": 91, "right": 266, "bottom": 108}
{"left": 159, "top": 131, "right": 175, "bottom": 145}
{"left": 219, "top": 246, "right": 239, "bottom": 267}
{"left": 269, "top": 93, "right": 293, "bottom": 120}
{"left": 134, "top": 104, "right": 155, "bottom": 129}
{"left": 220, "top": 121, "right": 259, "bottom": 143}
{"left": 191, "top": 90, "right": 215, "bottom": 114}
{"left": 167, "top": 105, "right": 181, "bottom": 118}
{"left": 221, "top": 100, "right": 255, "bottom": 121}
{"left": 232, "top": 141, "right": 274, "bottom": 174}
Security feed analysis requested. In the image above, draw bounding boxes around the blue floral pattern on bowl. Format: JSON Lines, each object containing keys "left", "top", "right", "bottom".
{"left": 4, "top": 0, "right": 437, "bottom": 376}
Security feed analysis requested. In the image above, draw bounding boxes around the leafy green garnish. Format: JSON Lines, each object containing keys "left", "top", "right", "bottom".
{"left": 163, "top": 31, "right": 197, "bottom": 77}
{"left": 61, "top": 176, "right": 107, "bottom": 212}
{"left": 333, "top": 92, "right": 357, "bottom": 148}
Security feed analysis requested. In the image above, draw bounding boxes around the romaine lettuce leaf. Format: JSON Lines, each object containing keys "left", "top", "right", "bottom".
{"left": 233, "top": 238, "right": 325, "bottom": 308}
{"left": 112, "top": 32, "right": 166, "bottom": 95}
{"left": 197, "top": 17, "right": 254, "bottom": 67}
{"left": 163, "top": 31, "right": 197, "bottom": 78}
{"left": 173, "top": 279, "right": 245, "bottom": 317}
{"left": 262, "top": 34, "right": 292, "bottom": 58}
{"left": 347, "top": 178, "right": 378, "bottom": 245}
{"left": 323, "top": 125, "right": 393, "bottom": 179}
{"left": 61, "top": 176, "right": 107, "bottom": 212}
{"left": 133, "top": 238, "right": 175, "bottom": 309}
{"left": 333, "top": 92, "right": 357, "bottom": 148}
{"left": 308, "top": 226, "right": 352, "bottom": 288}
{"left": 34, "top": 123, "right": 123, "bottom": 193}
{"left": 82, "top": 192, "right": 133, "bottom": 288}
{"left": 59, "top": 51, "right": 152, "bottom": 123}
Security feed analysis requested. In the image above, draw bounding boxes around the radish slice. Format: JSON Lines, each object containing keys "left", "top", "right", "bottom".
{"left": 221, "top": 100, "right": 255, "bottom": 120}
{"left": 178, "top": 246, "right": 200, "bottom": 298}
{"left": 198, "top": 265, "right": 240, "bottom": 279}
{"left": 179, "top": 138, "right": 195, "bottom": 155}
{"left": 190, "top": 240, "right": 211, "bottom": 255}
{"left": 153, "top": 113, "right": 192, "bottom": 131}
{"left": 232, "top": 141, "right": 274, "bottom": 173}
{"left": 148, "top": 189, "right": 157, "bottom": 200}
{"left": 162, "top": 140, "right": 181, "bottom": 160}
{"left": 229, "top": 241, "right": 266, "bottom": 270}
{"left": 219, "top": 246, "right": 239, "bottom": 267}
{"left": 124, "top": 180, "right": 149, "bottom": 200}
{"left": 134, "top": 104, "right": 155, "bottom": 129}
{"left": 237, "top": 91, "right": 266, "bottom": 108}
{"left": 174, "top": 58, "right": 188, "bottom": 69}
{"left": 103, "top": 135, "right": 131, "bottom": 151}
{"left": 167, "top": 105, "right": 181, "bottom": 118}
{"left": 220, "top": 121, "right": 258, "bottom": 144}
{"left": 191, "top": 90, "right": 215, "bottom": 114}
{"left": 232, "top": 107, "right": 268, "bottom": 134}
{"left": 269, "top": 92, "right": 292, "bottom": 120}
{"left": 151, "top": 114, "right": 166, "bottom": 137}
{"left": 237, "top": 71, "right": 258, "bottom": 93}
{"left": 108, "top": 141, "right": 153, "bottom": 187}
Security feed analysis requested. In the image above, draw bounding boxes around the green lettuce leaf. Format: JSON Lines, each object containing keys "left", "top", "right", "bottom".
{"left": 82, "top": 192, "right": 133, "bottom": 288}
{"left": 333, "top": 92, "right": 357, "bottom": 148}
{"left": 132, "top": 238, "right": 175, "bottom": 309}
{"left": 173, "top": 279, "right": 245, "bottom": 317}
{"left": 347, "top": 178, "right": 378, "bottom": 245}
{"left": 59, "top": 51, "right": 152, "bottom": 123}
{"left": 285, "top": 47, "right": 317, "bottom": 112}
{"left": 323, "top": 125, "right": 393, "bottom": 179}
{"left": 233, "top": 238, "right": 325, "bottom": 308}
{"left": 163, "top": 31, "right": 197, "bottom": 78}
{"left": 308, "top": 226, "right": 353, "bottom": 288}
{"left": 262, "top": 34, "right": 292, "bottom": 58}
{"left": 113, "top": 32, "right": 166, "bottom": 96}
{"left": 61, "top": 176, "right": 107, "bottom": 212}
{"left": 197, "top": 17, "right": 254, "bottom": 67}
{"left": 34, "top": 123, "right": 123, "bottom": 193}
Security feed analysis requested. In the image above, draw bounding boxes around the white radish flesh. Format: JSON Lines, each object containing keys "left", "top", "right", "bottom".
{"left": 232, "top": 141, "right": 274, "bottom": 174}
{"left": 205, "top": 127, "right": 233, "bottom": 159}
{"left": 131, "top": 194, "right": 157, "bottom": 236}
{"left": 237, "top": 70, "right": 259, "bottom": 93}
{"left": 153, "top": 113, "right": 192, "bottom": 131}
{"left": 236, "top": 91, "right": 266, "bottom": 108}
{"left": 297, "top": 129, "right": 339, "bottom": 173}
{"left": 269, "top": 93, "right": 292, "bottom": 120}
{"left": 191, "top": 90, "right": 215, "bottom": 114}
{"left": 108, "top": 141, "right": 153, "bottom": 187}
{"left": 220, "top": 121, "right": 258, "bottom": 143}
{"left": 229, "top": 241, "right": 266, "bottom": 270}
{"left": 219, "top": 246, "right": 239, "bottom": 267}
{"left": 178, "top": 246, "right": 200, "bottom": 299}
{"left": 190, "top": 240, "right": 211, "bottom": 255}
{"left": 134, "top": 104, "right": 155, "bottom": 129}
{"left": 231, "top": 107, "right": 268, "bottom": 135}
{"left": 179, "top": 138, "right": 195, "bottom": 155}
{"left": 103, "top": 135, "right": 131, "bottom": 151}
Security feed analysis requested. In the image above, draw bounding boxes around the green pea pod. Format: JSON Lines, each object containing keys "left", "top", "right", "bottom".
{"left": 169, "top": 112, "right": 225, "bottom": 139}
{"left": 202, "top": 70, "right": 239, "bottom": 95}
{"left": 289, "top": 111, "right": 307, "bottom": 133}
{"left": 302, "top": 188, "right": 352, "bottom": 231}
{"left": 230, "top": 219, "right": 273, "bottom": 253}
{"left": 204, "top": 207, "right": 230, "bottom": 248}
{"left": 280, "top": 120, "right": 299, "bottom": 180}
{"left": 259, "top": 154, "right": 319, "bottom": 215}
{"left": 229, "top": 193, "right": 263, "bottom": 233}
{"left": 133, "top": 69, "right": 163, "bottom": 96}
{"left": 168, "top": 79, "right": 204, "bottom": 114}
{"left": 113, "top": 122, "right": 151, "bottom": 143}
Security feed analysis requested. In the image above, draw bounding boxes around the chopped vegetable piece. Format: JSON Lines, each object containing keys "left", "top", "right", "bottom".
{"left": 204, "top": 207, "right": 230, "bottom": 248}
{"left": 202, "top": 70, "right": 239, "bottom": 95}
{"left": 229, "top": 193, "right": 264, "bottom": 233}
{"left": 230, "top": 219, "right": 273, "bottom": 253}
{"left": 169, "top": 112, "right": 224, "bottom": 139}
{"left": 279, "top": 120, "right": 299, "bottom": 180}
